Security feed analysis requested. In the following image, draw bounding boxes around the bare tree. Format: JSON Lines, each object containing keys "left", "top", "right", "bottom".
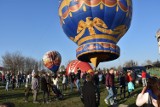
{"left": 14, "top": 53, "right": 25, "bottom": 72}
{"left": 123, "top": 60, "right": 138, "bottom": 67}
{"left": 2, "top": 52, "right": 24, "bottom": 73}
{"left": 38, "top": 60, "right": 45, "bottom": 71}
{"left": 153, "top": 60, "right": 160, "bottom": 67}
{"left": 2, "top": 51, "right": 39, "bottom": 74}
{"left": 145, "top": 60, "right": 152, "bottom": 65}
{"left": 24, "top": 57, "right": 38, "bottom": 73}
{"left": 117, "top": 65, "right": 122, "bottom": 71}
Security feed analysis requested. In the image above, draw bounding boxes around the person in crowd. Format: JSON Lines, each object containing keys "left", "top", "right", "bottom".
{"left": 126, "top": 71, "right": 134, "bottom": 98}
{"left": 9, "top": 71, "right": 12, "bottom": 84}
{"left": 62, "top": 74, "right": 67, "bottom": 91}
{"left": 119, "top": 72, "right": 126, "bottom": 99}
{"left": 81, "top": 74, "right": 100, "bottom": 107}
{"left": 136, "top": 77, "right": 160, "bottom": 107}
{"left": 5, "top": 71, "right": 10, "bottom": 91}
{"left": 19, "top": 73, "right": 22, "bottom": 88}
{"left": 82, "top": 72, "right": 87, "bottom": 85}
{"left": 52, "top": 74, "right": 59, "bottom": 89}
{"left": 142, "top": 70, "right": 147, "bottom": 87}
{"left": 130, "top": 70, "right": 136, "bottom": 87}
{"left": 101, "top": 71, "right": 106, "bottom": 84}
{"left": 31, "top": 74, "right": 39, "bottom": 103}
{"left": 46, "top": 73, "right": 52, "bottom": 96}
{"left": 93, "top": 71, "right": 99, "bottom": 92}
{"left": 11, "top": 75, "right": 16, "bottom": 90}
{"left": 66, "top": 75, "right": 69, "bottom": 89}
{"left": 75, "top": 67, "right": 81, "bottom": 92}
{"left": 24, "top": 84, "right": 31, "bottom": 102}
{"left": 41, "top": 73, "right": 49, "bottom": 103}
{"left": 22, "top": 73, "right": 26, "bottom": 84}
{"left": 27, "top": 73, "right": 30, "bottom": 84}
{"left": 27, "top": 73, "right": 32, "bottom": 84}
{"left": 116, "top": 70, "right": 120, "bottom": 81}
{"left": 2, "top": 72, "right": 5, "bottom": 84}
{"left": 98, "top": 71, "right": 103, "bottom": 84}
{"left": 104, "top": 68, "right": 116, "bottom": 105}
{"left": 25, "top": 74, "right": 29, "bottom": 88}
{"left": 69, "top": 72, "right": 75, "bottom": 92}
{"left": 16, "top": 74, "right": 19, "bottom": 88}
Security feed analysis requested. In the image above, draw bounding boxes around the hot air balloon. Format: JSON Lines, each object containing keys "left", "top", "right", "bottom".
{"left": 66, "top": 60, "right": 93, "bottom": 76}
{"left": 156, "top": 29, "right": 160, "bottom": 54}
{"left": 58, "top": 0, "right": 132, "bottom": 67}
{"left": 42, "top": 51, "right": 61, "bottom": 73}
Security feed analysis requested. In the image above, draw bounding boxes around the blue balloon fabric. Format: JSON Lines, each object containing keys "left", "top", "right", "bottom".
{"left": 59, "top": 0, "right": 132, "bottom": 64}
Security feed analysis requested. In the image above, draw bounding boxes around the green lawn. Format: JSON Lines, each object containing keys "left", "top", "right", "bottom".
{"left": 0, "top": 84, "right": 142, "bottom": 107}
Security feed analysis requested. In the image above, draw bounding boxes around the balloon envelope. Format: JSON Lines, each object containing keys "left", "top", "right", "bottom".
{"left": 59, "top": 0, "right": 132, "bottom": 67}
{"left": 42, "top": 51, "right": 61, "bottom": 73}
{"left": 66, "top": 60, "right": 93, "bottom": 76}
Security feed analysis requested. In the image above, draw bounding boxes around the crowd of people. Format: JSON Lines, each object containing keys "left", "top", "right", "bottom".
{"left": 4, "top": 71, "right": 27, "bottom": 91}
{"left": 1, "top": 67, "right": 160, "bottom": 107}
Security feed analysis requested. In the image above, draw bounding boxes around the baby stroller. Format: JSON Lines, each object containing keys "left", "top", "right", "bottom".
{"left": 52, "top": 85, "right": 64, "bottom": 100}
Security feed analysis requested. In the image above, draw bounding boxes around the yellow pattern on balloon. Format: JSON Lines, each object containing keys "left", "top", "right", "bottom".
{"left": 74, "top": 17, "right": 122, "bottom": 42}
{"left": 114, "top": 25, "right": 128, "bottom": 42}
{"left": 75, "top": 17, "right": 109, "bottom": 42}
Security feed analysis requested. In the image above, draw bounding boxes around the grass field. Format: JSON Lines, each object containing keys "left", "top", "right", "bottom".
{"left": 0, "top": 84, "right": 142, "bottom": 107}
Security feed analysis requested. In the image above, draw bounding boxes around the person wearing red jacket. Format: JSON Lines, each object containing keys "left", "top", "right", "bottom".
{"left": 126, "top": 71, "right": 134, "bottom": 98}
{"left": 141, "top": 71, "right": 147, "bottom": 87}
{"left": 126, "top": 72, "right": 133, "bottom": 82}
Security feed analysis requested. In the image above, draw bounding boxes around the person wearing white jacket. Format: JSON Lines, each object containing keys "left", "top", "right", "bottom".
{"left": 62, "top": 74, "right": 67, "bottom": 91}
{"left": 52, "top": 75, "right": 59, "bottom": 89}
{"left": 136, "top": 77, "right": 160, "bottom": 107}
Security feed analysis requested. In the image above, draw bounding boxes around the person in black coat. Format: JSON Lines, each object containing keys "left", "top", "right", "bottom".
{"left": 119, "top": 73, "right": 126, "bottom": 99}
{"left": 81, "top": 74, "right": 100, "bottom": 107}
{"left": 69, "top": 72, "right": 75, "bottom": 92}
{"left": 41, "top": 74, "right": 49, "bottom": 103}
{"left": 93, "top": 72, "right": 99, "bottom": 92}
{"left": 11, "top": 76, "right": 16, "bottom": 90}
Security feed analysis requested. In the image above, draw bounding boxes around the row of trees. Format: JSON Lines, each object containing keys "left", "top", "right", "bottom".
{"left": 116, "top": 59, "right": 160, "bottom": 71}
{"left": 140, "top": 59, "right": 160, "bottom": 67}
{"left": 1, "top": 52, "right": 45, "bottom": 74}
{"left": 1, "top": 52, "right": 160, "bottom": 74}
{"left": 118, "top": 59, "right": 154, "bottom": 68}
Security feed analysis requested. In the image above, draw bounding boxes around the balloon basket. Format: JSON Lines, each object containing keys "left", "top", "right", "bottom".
{"left": 76, "top": 42, "right": 120, "bottom": 67}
